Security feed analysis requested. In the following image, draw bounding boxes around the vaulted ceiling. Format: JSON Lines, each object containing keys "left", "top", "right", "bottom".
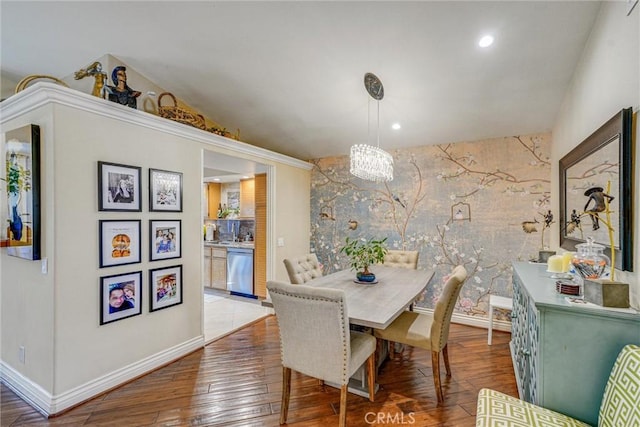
{"left": 1, "top": 1, "right": 602, "bottom": 161}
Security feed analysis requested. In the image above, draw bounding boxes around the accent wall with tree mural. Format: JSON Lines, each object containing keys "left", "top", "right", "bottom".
{"left": 310, "top": 132, "right": 551, "bottom": 319}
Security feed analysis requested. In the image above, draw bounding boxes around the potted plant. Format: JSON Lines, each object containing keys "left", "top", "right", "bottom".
{"left": 340, "top": 236, "right": 388, "bottom": 282}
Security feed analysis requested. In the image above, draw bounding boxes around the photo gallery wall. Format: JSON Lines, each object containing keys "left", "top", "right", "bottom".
{"left": 97, "top": 161, "right": 184, "bottom": 325}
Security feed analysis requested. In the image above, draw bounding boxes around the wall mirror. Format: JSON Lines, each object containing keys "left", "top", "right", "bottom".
{"left": 559, "top": 107, "right": 633, "bottom": 271}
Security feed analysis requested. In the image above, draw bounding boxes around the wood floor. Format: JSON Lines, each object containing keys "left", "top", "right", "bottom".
{"left": 1, "top": 317, "right": 516, "bottom": 426}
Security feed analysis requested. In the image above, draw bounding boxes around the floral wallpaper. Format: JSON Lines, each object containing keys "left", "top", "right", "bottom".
{"left": 310, "top": 133, "right": 551, "bottom": 320}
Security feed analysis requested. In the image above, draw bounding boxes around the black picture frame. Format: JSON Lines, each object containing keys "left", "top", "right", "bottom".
{"left": 149, "top": 219, "right": 182, "bottom": 261}
{"left": 98, "top": 161, "right": 142, "bottom": 211}
{"left": 149, "top": 264, "right": 183, "bottom": 312}
{"left": 100, "top": 271, "right": 142, "bottom": 325}
{"left": 99, "top": 220, "right": 142, "bottom": 268}
{"left": 149, "top": 168, "right": 183, "bottom": 212}
{"left": 4, "top": 124, "right": 41, "bottom": 260}
{"left": 559, "top": 108, "right": 634, "bottom": 271}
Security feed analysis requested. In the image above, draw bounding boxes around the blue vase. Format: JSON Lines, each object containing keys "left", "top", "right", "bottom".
{"left": 357, "top": 272, "right": 376, "bottom": 282}
{"left": 9, "top": 205, "right": 23, "bottom": 241}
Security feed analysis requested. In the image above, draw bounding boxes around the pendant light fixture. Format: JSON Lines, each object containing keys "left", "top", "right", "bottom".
{"left": 350, "top": 72, "right": 394, "bottom": 182}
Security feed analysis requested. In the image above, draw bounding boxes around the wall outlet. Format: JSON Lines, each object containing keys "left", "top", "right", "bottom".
{"left": 18, "top": 346, "right": 25, "bottom": 364}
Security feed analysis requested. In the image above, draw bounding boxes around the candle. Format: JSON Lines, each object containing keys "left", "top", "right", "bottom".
{"left": 547, "top": 255, "right": 564, "bottom": 273}
{"left": 562, "top": 252, "right": 574, "bottom": 273}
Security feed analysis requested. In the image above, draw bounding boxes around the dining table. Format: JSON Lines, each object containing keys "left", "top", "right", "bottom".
{"left": 302, "top": 266, "right": 435, "bottom": 329}
{"left": 264, "top": 265, "right": 435, "bottom": 397}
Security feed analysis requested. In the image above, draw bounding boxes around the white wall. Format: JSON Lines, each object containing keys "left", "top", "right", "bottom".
{"left": 0, "top": 84, "right": 311, "bottom": 414}
{"left": 552, "top": 2, "right": 640, "bottom": 307}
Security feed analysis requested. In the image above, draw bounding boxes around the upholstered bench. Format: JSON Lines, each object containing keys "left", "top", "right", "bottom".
{"left": 476, "top": 344, "right": 640, "bottom": 426}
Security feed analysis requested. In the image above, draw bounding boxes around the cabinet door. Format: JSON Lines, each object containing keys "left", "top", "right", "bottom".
{"left": 511, "top": 276, "right": 529, "bottom": 398}
{"left": 212, "top": 248, "right": 227, "bottom": 290}
{"left": 203, "top": 248, "right": 212, "bottom": 287}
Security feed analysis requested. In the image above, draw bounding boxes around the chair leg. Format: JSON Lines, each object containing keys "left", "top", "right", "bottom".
{"left": 431, "top": 351, "right": 444, "bottom": 405}
{"left": 367, "top": 352, "right": 376, "bottom": 402}
{"left": 280, "top": 367, "right": 291, "bottom": 425}
{"left": 443, "top": 343, "right": 452, "bottom": 377}
{"left": 339, "top": 384, "right": 348, "bottom": 427}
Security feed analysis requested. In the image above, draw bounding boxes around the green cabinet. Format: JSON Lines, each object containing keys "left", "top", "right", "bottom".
{"left": 511, "top": 262, "right": 640, "bottom": 425}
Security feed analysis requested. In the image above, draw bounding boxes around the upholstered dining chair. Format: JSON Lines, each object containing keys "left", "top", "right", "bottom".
{"left": 383, "top": 250, "right": 419, "bottom": 269}
{"left": 476, "top": 344, "right": 640, "bottom": 426}
{"left": 373, "top": 265, "right": 467, "bottom": 405}
{"left": 283, "top": 253, "right": 323, "bottom": 284}
{"left": 267, "top": 280, "right": 376, "bottom": 427}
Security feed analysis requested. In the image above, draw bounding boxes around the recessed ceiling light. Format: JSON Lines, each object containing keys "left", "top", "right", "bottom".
{"left": 479, "top": 35, "right": 494, "bottom": 48}
{"left": 213, "top": 178, "right": 221, "bottom": 182}
{"left": 391, "top": 123, "right": 401, "bottom": 130}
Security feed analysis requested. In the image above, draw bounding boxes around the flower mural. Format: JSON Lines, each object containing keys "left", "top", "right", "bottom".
{"left": 310, "top": 133, "right": 551, "bottom": 320}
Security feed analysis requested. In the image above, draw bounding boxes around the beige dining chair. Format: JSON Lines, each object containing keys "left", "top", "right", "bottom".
{"left": 267, "top": 280, "right": 376, "bottom": 427}
{"left": 383, "top": 250, "right": 419, "bottom": 269}
{"left": 283, "top": 253, "right": 323, "bottom": 284}
{"left": 373, "top": 265, "right": 467, "bottom": 405}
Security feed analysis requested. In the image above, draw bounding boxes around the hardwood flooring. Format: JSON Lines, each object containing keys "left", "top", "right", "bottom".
{"left": 1, "top": 317, "right": 516, "bottom": 426}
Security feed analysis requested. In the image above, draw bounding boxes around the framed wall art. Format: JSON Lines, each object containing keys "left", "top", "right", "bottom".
{"left": 99, "top": 219, "right": 141, "bottom": 267}
{"left": 3, "top": 124, "right": 41, "bottom": 260}
{"left": 149, "top": 219, "right": 181, "bottom": 261}
{"left": 149, "top": 168, "right": 182, "bottom": 212}
{"left": 100, "top": 271, "right": 142, "bottom": 325}
{"left": 98, "top": 161, "right": 142, "bottom": 211}
{"left": 149, "top": 264, "right": 183, "bottom": 312}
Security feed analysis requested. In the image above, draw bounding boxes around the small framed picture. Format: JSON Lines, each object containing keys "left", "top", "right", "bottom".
{"left": 149, "top": 219, "right": 181, "bottom": 261}
{"left": 149, "top": 168, "right": 183, "bottom": 212}
{"left": 99, "top": 220, "right": 141, "bottom": 268}
{"left": 100, "top": 271, "right": 142, "bottom": 325}
{"left": 98, "top": 161, "right": 142, "bottom": 211}
{"left": 149, "top": 265, "right": 183, "bottom": 312}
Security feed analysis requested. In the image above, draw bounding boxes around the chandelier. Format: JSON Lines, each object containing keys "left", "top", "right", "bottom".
{"left": 350, "top": 72, "right": 394, "bottom": 182}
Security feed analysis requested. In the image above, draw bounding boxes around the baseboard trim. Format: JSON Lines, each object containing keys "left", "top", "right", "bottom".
{"left": 1, "top": 335, "right": 204, "bottom": 417}
{"left": 413, "top": 307, "right": 512, "bottom": 333}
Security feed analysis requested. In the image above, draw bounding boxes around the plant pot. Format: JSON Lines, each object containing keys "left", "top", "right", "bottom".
{"left": 357, "top": 272, "right": 376, "bottom": 282}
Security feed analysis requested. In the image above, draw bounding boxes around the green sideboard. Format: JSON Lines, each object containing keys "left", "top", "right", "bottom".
{"left": 511, "top": 261, "right": 640, "bottom": 425}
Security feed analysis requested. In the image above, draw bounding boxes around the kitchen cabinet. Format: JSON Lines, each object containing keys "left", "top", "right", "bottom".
{"left": 240, "top": 178, "right": 255, "bottom": 218}
{"left": 207, "top": 183, "right": 221, "bottom": 218}
{"left": 510, "top": 262, "right": 640, "bottom": 425}
{"left": 204, "top": 246, "right": 213, "bottom": 287}
{"left": 211, "top": 247, "right": 227, "bottom": 290}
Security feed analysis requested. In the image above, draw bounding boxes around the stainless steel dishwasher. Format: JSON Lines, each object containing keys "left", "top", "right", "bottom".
{"left": 226, "top": 247, "right": 254, "bottom": 297}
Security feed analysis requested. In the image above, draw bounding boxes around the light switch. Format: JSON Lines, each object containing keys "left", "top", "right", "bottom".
{"left": 41, "top": 258, "right": 48, "bottom": 274}
{"left": 277, "top": 237, "right": 285, "bottom": 247}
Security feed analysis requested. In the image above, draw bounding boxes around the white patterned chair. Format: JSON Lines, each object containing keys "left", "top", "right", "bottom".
{"left": 475, "top": 344, "right": 640, "bottom": 426}
{"left": 267, "top": 280, "right": 376, "bottom": 427}
{"left": 283, "top": 253, "right": 323, "bottom": 284}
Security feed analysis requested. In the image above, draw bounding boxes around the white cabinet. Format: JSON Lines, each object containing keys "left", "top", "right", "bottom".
{"left": 211, "top": 247, "right": 227, "bottom": 290}
{"left": 204, "top": 246, "right": 213, "bottom": 287}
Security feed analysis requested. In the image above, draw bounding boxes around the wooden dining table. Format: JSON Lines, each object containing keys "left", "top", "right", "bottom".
{"left": 302, "top": 266, "right": 435, "bottom": 329}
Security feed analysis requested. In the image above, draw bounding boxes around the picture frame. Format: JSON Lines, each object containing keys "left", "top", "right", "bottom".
{"left": 98, "top": 161, "right": 142, "bottom": 211}
{"left": 99, "top": 220, "right": 141, "bottom": 268}
{"left": 149, "top": 219, "right": 182, "bottom": 261}
{"left": 3, "top": 124, "right": 41, "bottom": 260}
{"left": 100, "top": 271, "right": 142, "bottom": 325}
{"left": 149, "top": 168, "right": 183, "bottom": 212}
{"left": 149, "top": 264, "right": 183, "bottom": 312}
{"left": 559, "top": 108, "right": 634, "bottom": 271}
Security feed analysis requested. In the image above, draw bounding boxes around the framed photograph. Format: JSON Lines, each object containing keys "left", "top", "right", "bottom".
{"left": 3, "top": 124, "right": 41, "bottom": 260}
{"left": 100, "top": 271, "right": 142, "bottom": 325}
{"left": 149, "top": 265, "right": 183, "bottom": 312}
{"left": 150, "top": 219, "right": 181, "bottom": 261}
{"left": 99, "top": 220, "right": 141, "bottom": 268}
{"left": 98, "top": 161, "right": 142, "bottom": 211}
{"left": 149, "top": 168, "right": 183, "bottom": 212}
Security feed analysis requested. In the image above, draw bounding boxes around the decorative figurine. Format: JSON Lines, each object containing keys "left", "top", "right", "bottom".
{"left": 74, "top": 61, "right": 108, "bottom": 98}
{"left": 105, "top": 66, "right": 141, "bottom": 109}
{"left": 583, "top": 186, "right": 614, "bottom": 230}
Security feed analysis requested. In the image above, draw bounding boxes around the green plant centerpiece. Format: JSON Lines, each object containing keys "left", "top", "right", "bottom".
{"left": 340, "top": 236, "right": 388, "bottom": 282}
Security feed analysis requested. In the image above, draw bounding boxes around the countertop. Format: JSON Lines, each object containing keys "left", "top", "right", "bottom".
{"left": 204, "top": 241, "right": 254, "bottom": 249}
